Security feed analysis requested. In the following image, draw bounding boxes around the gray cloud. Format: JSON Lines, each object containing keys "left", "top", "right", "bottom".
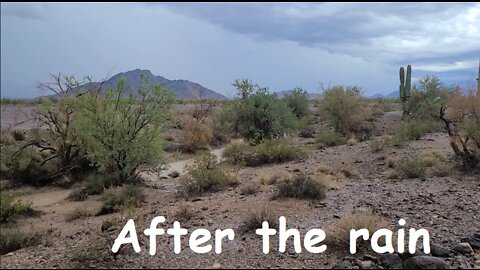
{"left": 1, "top": 3, "right": 478, "bottom": 99}
{"left": 162, "top": 3, "right": 480, "bottom": 65}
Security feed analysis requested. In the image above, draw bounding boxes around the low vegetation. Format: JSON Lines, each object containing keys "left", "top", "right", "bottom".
{"left": 98, "top": 185, "right": 144, "bottom": 215}
{"left": 180, "top": 152, "right": 237, "bottom": 194}
{"left": 316, "top": 129, "right": 346, "bottom": 147}
{"left": 0, "top": 193, "right": 33, "bottom": 223}
{"left": 274, "top": 174, "right": 327, "bottom": 201}
{"left": 0, "top": 228, "right": 42, "bottom": 255}
{"left": 328, "top": 211, "right": 388, "bottom": 252}
{"left": 224, "top": 139, "right": 306, "bottom": 166}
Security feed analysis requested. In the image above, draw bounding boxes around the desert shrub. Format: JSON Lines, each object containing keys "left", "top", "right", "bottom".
{"left": 317, "top": 85, "right": 372, "bottom": 135}
{"left": 68, "top": 173, "right": 128, "bottom": 201}
{"left": 396, "top": 118, "right": 430, "bottom": 141}
{"left": 0, "top": 131, "right": 15, "bottom": 146}
{"left": 374, "top": 98, "right": 397, "bottom": 112}
{"left": 0, "top": 193, "right": 33, "bottom": 223}
{"left": 65, "top": 208, "right": 93, "bottom": 222}
{"left": 221, "top": 79, "right": 298, "bottom": 143}
{"left": 254, "top": 170, "right": 293, "bottom": 185}
{"left": 275, "top": 174, "right": 326, "bottom": 200}
{"left": 76, "top": 77, "right": 174, "bottom": 183}
{"left": 282, "top": 87, "right": 310, "bottom": 119}
{"left": 241, "top": 207, "right": 278, "bottom": 233}
{"left": 98, "top": 185, "right": 144, "bottom": 215}
{"left": 338, "top": 166, "right": 360, "bottom": 178}
{"left": 180, "top": 153, "right": 237, "bottom": 194}
{"left": 0, "top": 228, "right": 42, "bottom": 255}
{"left": 11, "top": 130, "right": 25, "bottom": 141}
{"left": 298, "top": 125, "right": 315, "bottom": 138}
{"left": 440, "top": 86, "right": 480, "bottom": 170}
{"left": 223, "top": 141, "right": 247, "bottom": 166}
{"left": 395, "top": 157, "right": 428, "bottom": 178}
{"left": 254, "top": 139, "right": 306, "bottom": 164}
{"left": 408, "top": 75, "right": 450, "bottom": 120}
{"left": 328, "top": 211, "right": 387, "bottom": 251}
{"left": 316, "top": 129, "right": 346, "bottom": 147}
{"left": 181, "top": 116, "right": 213, "bottom": 153}
{"left": 240, "top": 181, "right": 261, "bottom": 195}
{"left": 369, "top": 139, "right": 385, "bottom": 152}
{"left": 210, "top": 112, "right": 231, "bottom": 146}
{"left": 224, "top": 139, "right": 305, "bottom": 166}
{"left": 175, "top": 203, "right": 195, "bottom": 222}
{"left": 6, "top": 147, "right": 56, "bottom": 186}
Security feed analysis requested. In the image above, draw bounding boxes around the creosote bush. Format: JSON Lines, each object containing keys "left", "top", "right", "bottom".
{"left": 316, "top": 129, "right": 346, "bottom": 147}
{"left": 0, "top": 228, "right": 42, "bottom": 255}
{"left": 98, "top": 185, "right": 144, "bottom": 215}
{"left": 224, "top": 139, "right": 306, "bottom": 166}
{"left": 282, "top": 87, "right": 310, "bottom": 119}
{"left": 0, "top": 193, "right": 34, "bottom": 223}
{"left": 180, "top": 152, "right": 237, "bottom": 194}
{"left": 275, "top": 174, "right": 326, "bottom": 201}
{"left": 317, "top": 85, "right": 372, "bottom": 135}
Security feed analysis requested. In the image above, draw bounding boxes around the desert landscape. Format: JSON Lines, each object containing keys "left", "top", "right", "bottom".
{"left": 1, "top": 3, "right": 479, "bottom": 269}
{"left": 1, "top": 65, "right": 479, "bottom": 269}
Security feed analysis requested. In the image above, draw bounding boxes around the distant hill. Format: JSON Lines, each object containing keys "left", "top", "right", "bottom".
{"left": 69, "top": 69, "right": 226, "bottom": 100}
{"left": 368, "top": 91, "right": 398, "bottom": 99}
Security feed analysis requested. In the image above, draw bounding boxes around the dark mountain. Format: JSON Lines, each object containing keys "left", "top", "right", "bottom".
{"left": 70, "top": 69, "right": 226, "bottom": 100}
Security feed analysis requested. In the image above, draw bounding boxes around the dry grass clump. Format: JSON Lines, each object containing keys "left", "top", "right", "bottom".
{"left": 328, "top": 211, "right": 388, "bottom": 252}
{"left": 240, "top": 181, "right": 261, "bottom": 195}
{"left": 241, "top": 206, "right": 278, "bottom": 233}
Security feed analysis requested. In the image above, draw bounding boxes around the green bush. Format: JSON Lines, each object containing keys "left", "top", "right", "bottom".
{"left": 0, "top": 228, "right": 42, "bottom": 255}
{"left": 397, "top": 119, "right": 429, "bottom": 141}
{"left": 282, "top": 87, "right": 310, "bottom": 119}
{"left": 223, "top": 142, "right": 247, "bottom": 166}
{"left": 180, "top": 153, "right": 237, "bottom": 194}
{"left": 317, "top": 85, "right": 371, "bottom": 134}
{"left": 316, "top": 129, "right": 346, "bottom": 147}
{"left": 76, "top": 77, "right": 174, "bottom": 183}
{"left": 221, "top": 79, "right": 298, "bottom": 143}
{"left": 0, "top": 193, "right": 33, "bottom": 223}
{"left": 224, "top": 140, "right": 306, "bottom": 166}
{"left": 275, "top": 174, "right": 326, "bottom": 200}
{"left": 254, "top": 139, "right": 306, "bottom": 163}
{"left": 395, "top": 158, "right": 428, "bottom": 178}
{"left": 98, "top": 185, "right": 144, "bottom": 215}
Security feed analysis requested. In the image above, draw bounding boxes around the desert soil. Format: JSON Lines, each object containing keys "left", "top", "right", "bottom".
{"left": 0, "top": 106, "right": 479, "bottom": 269}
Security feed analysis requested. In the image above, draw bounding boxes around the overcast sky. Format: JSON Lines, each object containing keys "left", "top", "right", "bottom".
{"left": 1, "top": 2, "right": 479, "bottom": 98}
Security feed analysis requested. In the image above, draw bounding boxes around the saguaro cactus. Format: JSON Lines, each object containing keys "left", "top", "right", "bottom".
{"left": 399, "top": 65, "right": 412, "bottom": 117}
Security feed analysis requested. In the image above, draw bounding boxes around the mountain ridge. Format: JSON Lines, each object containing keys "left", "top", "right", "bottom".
{"left": 70, "top": 69, "right": 226, "bottom": 100}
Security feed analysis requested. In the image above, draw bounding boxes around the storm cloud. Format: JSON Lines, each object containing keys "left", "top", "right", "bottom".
{"left": 1, "top": 3, "right": 479, "bottom": 98}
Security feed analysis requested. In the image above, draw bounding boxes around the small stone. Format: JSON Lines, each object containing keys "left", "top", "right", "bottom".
{"left": 379, "top": 253, "right": 402, "bottom": 269}
{"left": 403, "top": 256, "right": 449, "bottom": 269}
{"left": 358, "top": 260, "right": 373, "bottom": 269}
{"left": 431, "top": 243, "right": 450, "bottom": 257}
{"left": 363, "top": 254, "right": 378, "bottom": 263}
{"left": 452, "top": 242, "right": 474, "bottom": 256}
{"left": 332, "top": 261, "right": 352, "bottom": 269}
{"left": 211, "top": 263, "right": 222, "bottom": 269}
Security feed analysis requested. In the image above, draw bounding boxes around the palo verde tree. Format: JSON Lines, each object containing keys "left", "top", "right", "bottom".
{"left": 75, "top": 77, "right": 174, "bottom": 184}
